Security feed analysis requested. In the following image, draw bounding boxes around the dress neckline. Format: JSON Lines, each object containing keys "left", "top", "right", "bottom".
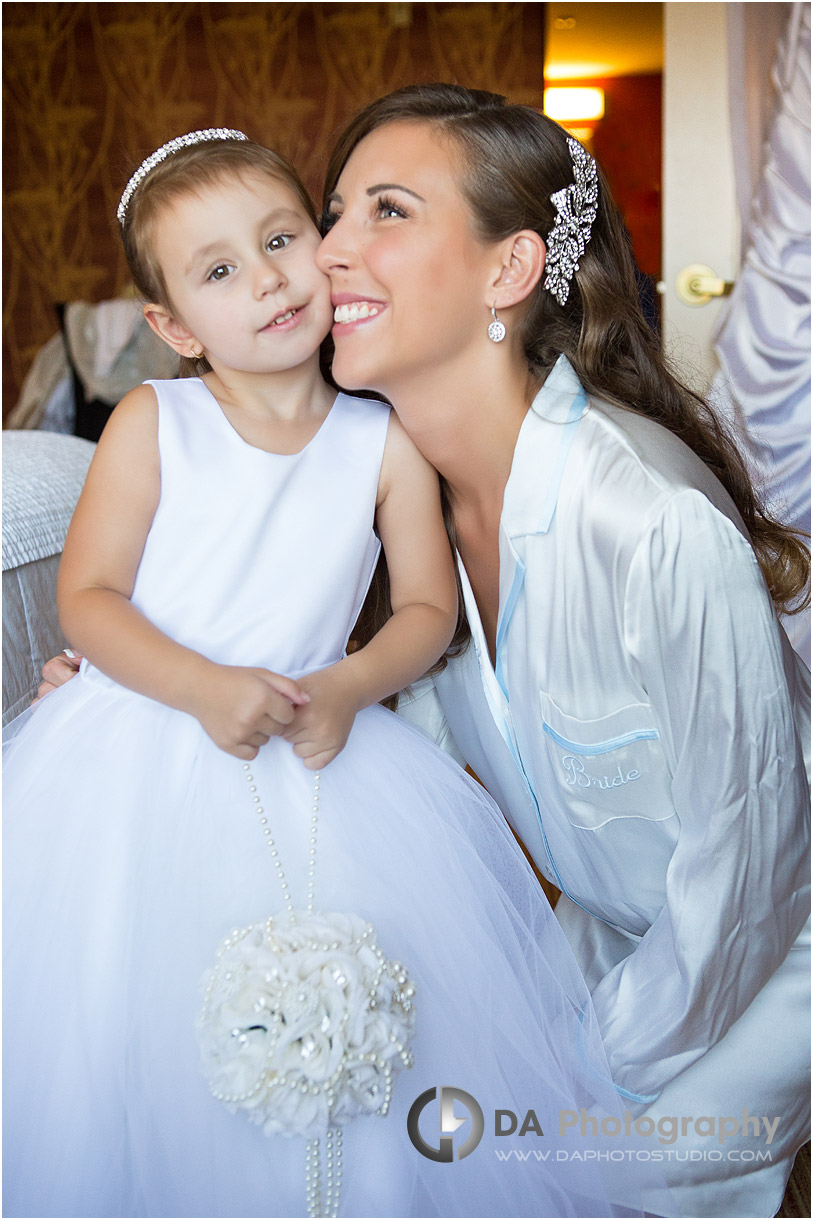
{"left": 195, "top": 377, "right": 341, "bottom": 458}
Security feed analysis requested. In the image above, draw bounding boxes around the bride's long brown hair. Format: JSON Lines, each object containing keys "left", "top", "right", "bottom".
{"left": 325, "top": 83, "right": 809, "bottom": 617}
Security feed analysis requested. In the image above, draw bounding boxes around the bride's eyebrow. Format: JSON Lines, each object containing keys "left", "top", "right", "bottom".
{"left": 366, "top": 183, "right": 426, "bottom": 202}
{"left": 324, "top": 183, "right": 427, "bottom": 207}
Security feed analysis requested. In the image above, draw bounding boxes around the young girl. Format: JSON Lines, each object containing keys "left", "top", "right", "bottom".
{"left": 3, "top": 131, "right": 660, "bottom": 1219}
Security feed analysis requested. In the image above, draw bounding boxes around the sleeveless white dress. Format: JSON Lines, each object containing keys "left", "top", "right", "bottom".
{"left": 3, "top": 380, "right": 657, "bottom": 1218}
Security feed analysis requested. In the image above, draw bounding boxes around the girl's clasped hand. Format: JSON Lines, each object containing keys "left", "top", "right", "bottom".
{"left": 185, "top": 663, "right": 309, "bottom": 760}
{"left": 39, "top": 652, "right": 352, "bottom": 767}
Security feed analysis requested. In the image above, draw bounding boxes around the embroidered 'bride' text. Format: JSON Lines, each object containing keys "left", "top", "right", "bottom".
{"left": 562, "top": 756, "right": 640, "bottom": 789}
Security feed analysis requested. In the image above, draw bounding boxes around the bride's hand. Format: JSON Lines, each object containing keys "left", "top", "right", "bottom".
{"left": 36, "top": 649, "right": 84, "bottom": 702}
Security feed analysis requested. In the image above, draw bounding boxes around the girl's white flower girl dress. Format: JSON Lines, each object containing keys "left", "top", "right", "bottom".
{"left": 4, "top": 380, "right": 647, "bottom": 1217}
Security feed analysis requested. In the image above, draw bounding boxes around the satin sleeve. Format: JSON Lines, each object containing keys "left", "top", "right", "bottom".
{"left": 395, "top": 675, "right": 467, "bottom": 766}
{"left": 590, "top": 488, "right": 810, "bottom": 1099}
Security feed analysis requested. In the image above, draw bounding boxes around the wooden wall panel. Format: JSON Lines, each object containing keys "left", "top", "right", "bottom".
{"left": 2, "top": 1, "right": 545, "bottom": 416}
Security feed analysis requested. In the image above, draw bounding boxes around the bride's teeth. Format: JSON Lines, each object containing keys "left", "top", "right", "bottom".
{"left": 333, "top": 302, "right": 381, "bottom": 323}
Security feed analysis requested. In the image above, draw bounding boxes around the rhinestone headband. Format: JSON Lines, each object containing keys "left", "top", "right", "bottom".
{"left": 543, "top": 137, "right": 599, "bottom": 307}
{"left": 116, "top": 128, "right": 249, "bottom": 225}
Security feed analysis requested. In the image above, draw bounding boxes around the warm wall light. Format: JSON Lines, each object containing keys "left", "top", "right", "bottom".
{"left": 563, "top": 126, "right": 596, "bottom": 144}
{"left": 543, "top": 86, "right": 605, "bottom": 122}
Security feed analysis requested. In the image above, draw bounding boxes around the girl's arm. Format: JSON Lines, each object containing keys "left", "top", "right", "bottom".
{"left": 283, "top": 413, "right": 458, "bottom": 769}
{"left": 58, "top": 385, "right": 308, "bottom": 758}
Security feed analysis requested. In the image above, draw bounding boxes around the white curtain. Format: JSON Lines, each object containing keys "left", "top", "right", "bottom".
{"left": 713, "top": 2, "right": 811, "bottom": 664}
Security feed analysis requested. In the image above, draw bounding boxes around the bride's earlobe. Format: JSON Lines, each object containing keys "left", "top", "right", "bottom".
{"left": 490, "top": 231, "right": 547, "bottom": 308}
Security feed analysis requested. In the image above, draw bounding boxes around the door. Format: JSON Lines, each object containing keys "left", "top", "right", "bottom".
{"left": 661, "top": 3, "right": 740, "bottom": 393}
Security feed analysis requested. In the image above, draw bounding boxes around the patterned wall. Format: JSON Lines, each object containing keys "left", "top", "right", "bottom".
{"left": 2, "top": 1, "right": 545, "bottom": 416}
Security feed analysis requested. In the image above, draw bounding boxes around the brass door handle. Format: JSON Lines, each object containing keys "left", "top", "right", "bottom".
{"left": 676, "top": 264, "right": 734, "bottom": 306}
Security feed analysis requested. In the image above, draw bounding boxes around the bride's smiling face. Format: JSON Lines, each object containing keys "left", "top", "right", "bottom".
{"left": 316, "top": 121, "right": 500, "bottom": 395}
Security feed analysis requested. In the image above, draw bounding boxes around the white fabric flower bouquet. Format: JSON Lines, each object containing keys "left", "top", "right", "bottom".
{"left": 197, "top": 909, "right": 417, "bottom": 1139}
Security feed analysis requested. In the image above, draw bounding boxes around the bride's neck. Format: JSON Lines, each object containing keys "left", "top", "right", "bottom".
{"left": 385, "top": 362, "right": 536, "bottom": 515}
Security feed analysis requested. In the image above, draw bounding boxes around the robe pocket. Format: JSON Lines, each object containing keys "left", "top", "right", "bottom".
{"left": 539, "top": 692, "right": 675, "bottom": 830}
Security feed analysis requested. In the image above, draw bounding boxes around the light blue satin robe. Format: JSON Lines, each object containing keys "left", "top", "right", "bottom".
{"left": 400, "top": 355, "right": 810, "bottom": 1218}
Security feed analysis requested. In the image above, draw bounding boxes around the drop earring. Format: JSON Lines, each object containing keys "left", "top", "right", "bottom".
{"left": 487, "top": 306, "right": 506, "bottom": 343}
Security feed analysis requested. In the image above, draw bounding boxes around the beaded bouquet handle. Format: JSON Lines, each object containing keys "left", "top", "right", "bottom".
{"left": 197, "top": 763, "right": 417, "bottom": 1218}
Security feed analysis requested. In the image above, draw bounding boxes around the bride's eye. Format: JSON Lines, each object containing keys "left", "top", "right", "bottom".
{"left": 374, "top": 195, "right": 408, "bottom": 220}
{"left": 266, "top": 233, "right": 292, "bottom": 252}
{"left": 320, "top": 209, "right": 340, "bottom": 234}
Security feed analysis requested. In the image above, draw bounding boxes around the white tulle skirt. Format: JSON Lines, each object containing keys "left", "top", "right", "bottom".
{"left": 4, "top": 670, "right": 658, "bottom": 1217}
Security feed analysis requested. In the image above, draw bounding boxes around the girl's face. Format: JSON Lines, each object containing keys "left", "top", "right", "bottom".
{"left": 317, "top": 121, "right": 500, "bottom": 396}
{"left": 149, "top": 172, "right": 333, "bottom": 376}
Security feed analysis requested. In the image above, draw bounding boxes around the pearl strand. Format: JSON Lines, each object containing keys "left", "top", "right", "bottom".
{"left": 241, "top": 762, "right": 320, "bottom": 920}
{"left": 243, "top": 761, "right": 344, "bottom": 1217}
{"left": 305, "top": 1127, "right": 342, "bottom": 1218}
{"left": 305, "top": 1137, "right": 322, "bottom": 1216}
{"left": 325, "top": 1125, "right": 342, "bottom": 1217}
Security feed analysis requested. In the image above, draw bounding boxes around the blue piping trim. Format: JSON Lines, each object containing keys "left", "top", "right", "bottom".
{"left": 536, "top": 386, "right": 587, "bottom": 533}
{"left": 575, "top": 1000, "right": 607, "bottom": 1085}
{"left": 615, "top": 1083, "right": 661, "bottom": 1105}
{"left": 575, "top": 1003, "right": 661, "bottom": 1107}
{"left": 576, "top": 1005, "right": 661, "bottom": 1105}
{"left": 474, "top": 379, "right": 638, "bottom": 935}
{"left": 542, "top": 722, "right": 660, "bottom": 756}
{"left": 494, "top": 555, "right": 526, "bottom": 699}
{"left": 494, "top": 383, "right": 584, "bottom": 691}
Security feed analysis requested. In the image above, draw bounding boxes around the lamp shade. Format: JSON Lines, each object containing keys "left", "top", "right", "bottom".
{"left": 543, "top": 87, "right": 605, "bottom": 122}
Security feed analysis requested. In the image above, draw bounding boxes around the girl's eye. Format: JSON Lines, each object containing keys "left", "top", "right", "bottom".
{"left": 375, "top": 195, "right": 408, "bottom": 220}
{"left": 266, "top": 233, "right": 291, "bottom": 252}
{"left": 207, "top": 264, "right": 232, "bottom": 282}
